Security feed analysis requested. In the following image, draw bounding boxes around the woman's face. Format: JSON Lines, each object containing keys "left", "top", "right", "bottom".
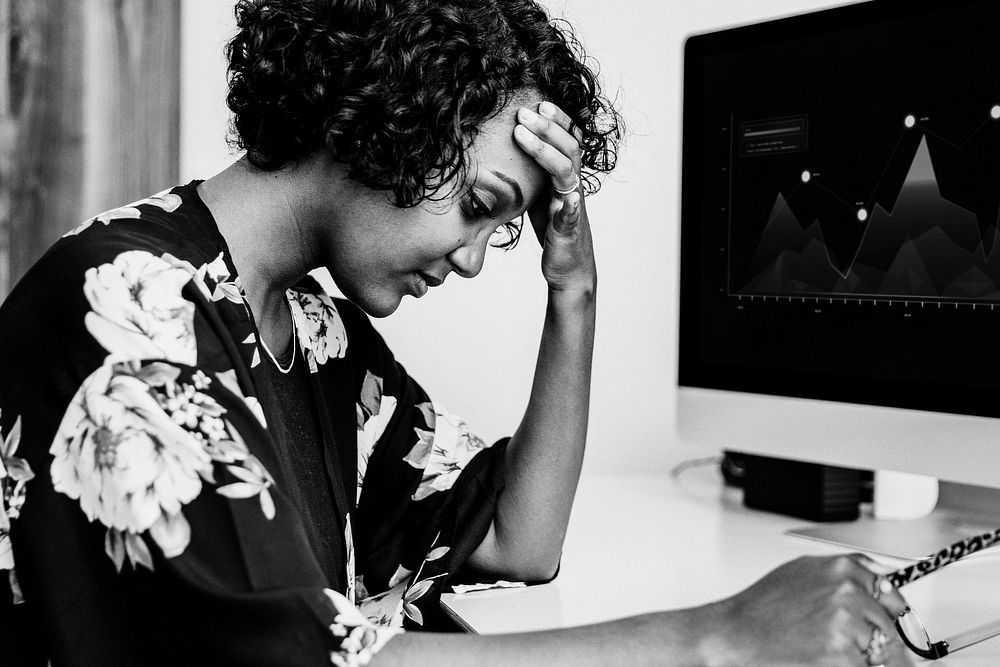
{"left": 324, "top": 98, "right": 549, "bottom": 317}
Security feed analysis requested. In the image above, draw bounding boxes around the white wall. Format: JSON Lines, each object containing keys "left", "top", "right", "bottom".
{"left": 179, "top": 0, "right": 240, "bottom": 182}
{"left": 179, "top": 0, "right": 853, "bottom": 474}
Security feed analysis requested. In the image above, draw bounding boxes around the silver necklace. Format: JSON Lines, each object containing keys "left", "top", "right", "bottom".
{"left": 259, "top": 300, "right": 296, "bottom": 374}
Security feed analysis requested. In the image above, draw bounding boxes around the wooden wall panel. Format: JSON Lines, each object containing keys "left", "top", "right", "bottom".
{"left": 0, "top": 0, "right": 180, "bottom": 299}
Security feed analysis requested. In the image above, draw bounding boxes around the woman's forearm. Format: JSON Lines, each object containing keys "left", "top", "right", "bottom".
{"left": 373, "top": 607, "right": 710, "bottom": 666}
{"left": 373, "top": 553, "right": 916, "bottom": 666}
{"left": 467, "top": 284, "right": 596, "bottom": 579}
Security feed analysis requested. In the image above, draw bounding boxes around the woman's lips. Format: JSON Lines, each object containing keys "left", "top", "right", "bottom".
{"left": 411, "top": 273, "right": 429, "bottom": 297}
{"left": 420, "top": 273, "right": 444, "bottom": 287}
{"left": 410, "top": 272, "right": 444, "bottom": 297}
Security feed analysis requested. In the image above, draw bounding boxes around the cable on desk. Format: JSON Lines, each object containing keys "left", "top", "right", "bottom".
{"left": 670, "top": 455, "right": 724, "bottom": 479}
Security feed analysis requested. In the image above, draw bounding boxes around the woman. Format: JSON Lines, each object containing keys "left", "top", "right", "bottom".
{"left": 0, "top": 0, "right": 912, "bottom": 664}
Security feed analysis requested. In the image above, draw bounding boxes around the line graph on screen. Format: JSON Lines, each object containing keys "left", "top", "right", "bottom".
{"left": 730, "top": 108, "right": 1000, "bottom": 303}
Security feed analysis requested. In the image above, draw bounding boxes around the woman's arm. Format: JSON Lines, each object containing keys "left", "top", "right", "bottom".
{"left": 375, "top": 555, "right": 915, "bottom": 666}
{"left": 466, "top": 288, "right": 594, "bottom": 580}
{"left": 380, "top": 609, "right": 699, "bottom": 665}
{"left": 466, "top": 101, "right": 597, "bottom": 579}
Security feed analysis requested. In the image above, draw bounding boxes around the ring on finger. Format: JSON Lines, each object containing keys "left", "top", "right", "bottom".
{"left": 871, "top": 574, "right": 894, "bottom": 601}
{"left": 552, "top": 174, "right": 581, "bottom": 196}
{"left": 862, "top": 626, "right": 889, "bottom": 666}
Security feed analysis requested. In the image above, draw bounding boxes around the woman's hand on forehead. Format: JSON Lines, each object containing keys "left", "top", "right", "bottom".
{"left": 515, "top": 102, "right": 584, "bottom": 242}
{"left": 513, "top": 101, "right": 595, "bottom": 295}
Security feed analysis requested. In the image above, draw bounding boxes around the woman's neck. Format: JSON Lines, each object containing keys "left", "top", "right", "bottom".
{"left": 196, "top": 156, "right": 329, "bottom": 354}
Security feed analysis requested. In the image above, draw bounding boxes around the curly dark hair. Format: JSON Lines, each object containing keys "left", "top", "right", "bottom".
{"left": 226, "top": 0, "right": 622, "bottom": 214}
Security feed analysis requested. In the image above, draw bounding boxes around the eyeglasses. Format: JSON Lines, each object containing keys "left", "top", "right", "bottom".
{"left": 888, "top": 528, "right": 1000, "bottom": 659}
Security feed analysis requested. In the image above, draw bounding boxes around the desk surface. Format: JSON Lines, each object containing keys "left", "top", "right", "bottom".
{"left": 441, "top": 463, "right": 1000, "bottom": 664}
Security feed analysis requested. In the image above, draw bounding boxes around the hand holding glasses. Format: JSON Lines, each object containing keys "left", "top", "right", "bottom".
{"left": 884, "top": 528, "right": 1000, "bottom": 659}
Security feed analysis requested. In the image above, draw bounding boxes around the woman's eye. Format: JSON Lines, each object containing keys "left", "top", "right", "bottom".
{"left": 468, "top": 192, "right": 496, "bottom": 220}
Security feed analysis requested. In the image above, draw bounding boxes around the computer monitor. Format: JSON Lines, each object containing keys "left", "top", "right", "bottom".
{"left": 677, "top": 0, "right": 1000, "bottom": 494}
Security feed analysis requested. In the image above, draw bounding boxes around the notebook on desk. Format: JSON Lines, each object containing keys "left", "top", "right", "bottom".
{"left": 786, "top": 513, "right": 995, "bottom": 561}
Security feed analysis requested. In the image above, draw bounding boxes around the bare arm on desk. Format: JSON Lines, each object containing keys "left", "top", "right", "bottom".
{"left": 465, "top": 101, "right": 596, "bottom": 581}
{"left": 465, "top": 287, "right": 595, "bottom": 580}
{"left": 375, "top": 555, "right": 915, "bottom": 665}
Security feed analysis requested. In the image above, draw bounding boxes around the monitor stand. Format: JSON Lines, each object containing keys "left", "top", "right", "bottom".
{"left": 786, "top": 481, "right": 999, "bottom": 560}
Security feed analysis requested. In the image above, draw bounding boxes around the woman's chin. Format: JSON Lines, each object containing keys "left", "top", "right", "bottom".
{"left": 349, "top": 290, "right": 403, "bottom": 319}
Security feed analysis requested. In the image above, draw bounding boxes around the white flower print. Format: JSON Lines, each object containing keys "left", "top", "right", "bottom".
{"left": 346, "top": 515, "right": 356, "bottom": 604}
{"left": 160, "top": 251, "right": 246, "bottom": 307}
{"left": 403, "top": 403, "right": 489, "bottom": 501}
{"left": 159, "top": 252, "right": 259, "bottom": 367}
{"left": 51, "top": 362, "right": 210, "bottom": 569}
{"left": 64, "top": 189, "right": 182, "bottom": 237}
{"left": 216, "top": 369, "right": 268, "bottom": 428}
{"left": 50, "top": 360, "right": 275, "bottom": 572}
{"left": 244, "top": 396, "right": 266, "bottom": 426}
{"left": 356, "top": 371, "right": 396, "bottom": 502}
{"left": 246, "top": 333, "right": 262, "bottom": 369}
{"left": 325, "top": 588, "right": 403, "bottom": 667}
{"left": 356, "top": 536, "right": 451, "bottom": 628}
{"left": 204, "top": 254, "right": 243, "bottom": 304}
{"left": 400, "top": 539, "right": 450, "bottom": 626}
{"left": 358, "top": 576, "right": 407, "bottom": 628}
{"left": 216, "top": 455, "right": 276, "bottom": 521}
{"left": 288, "top": 288, "right": 348, "bottom": 372}
{"left": 84, "top": 250, "right": 197, "bottom": 366}
{"left": 355, "top": 563, "right": 414, "bottom": 628}
{"left": 1, "top": 412, "right": 33, "bottom": 604}
{"left": 158, "top": 253, "right": 212, "bottom": 301}
{"left": 0, "top": 413, "right": 30, "bottom": 564}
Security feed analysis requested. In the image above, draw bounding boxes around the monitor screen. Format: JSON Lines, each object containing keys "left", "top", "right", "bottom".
{"left": 680, "top": 0, "right": 1000, "bottom": 420}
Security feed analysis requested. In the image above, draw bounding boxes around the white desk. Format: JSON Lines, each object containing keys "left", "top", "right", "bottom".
{"left": 441, "top": 463, "right": 1000, "bottom": 664}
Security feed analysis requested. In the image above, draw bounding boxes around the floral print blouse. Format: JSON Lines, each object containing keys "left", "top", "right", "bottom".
{"left": 0, "top": 183, "right": 508, "bottom": 665}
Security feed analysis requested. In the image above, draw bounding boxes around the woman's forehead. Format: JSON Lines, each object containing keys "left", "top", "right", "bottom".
{"left": 470, "top": 98, "right": 547, "bottom": 180}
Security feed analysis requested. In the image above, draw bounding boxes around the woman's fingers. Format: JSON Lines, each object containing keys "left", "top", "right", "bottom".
{"left": 853, "top": 614, "right": 909, "bottom": 667}
{"left": 515, "top": 127, "right": 581, "bottom": 241}
{"left": 517, "top": 105, "right": 582, "bottom": 165}
{"left": 513, "top": 122, "right": 577, "bottom": 195}
{"left": 514, "top": 106, "right": 581, "bottom": 193}
{"left": 830, "top": 556, "right": 913, "bottom": 666}
{"left": 554, "top": 190, "right": 582, "bottom": 235}
{"left": 513, "top": 100, "right": 595, "bottom": 295}
{"left": 514, "top": 101, "right": 589, "bottom": 245}
{"left": 527, "top": 190, "right": 581, "bottom": 240}
{"left": 725, "top": 555, "right": 917, "bottom": 664}
{"left": 873, "top": 578, "right": 909, "bottom": 620}
{"left": 845, "top": 554, "right": 910, "bottom": 618}
{"left": 537, "top": 101, "right": 585, "bottom": 148}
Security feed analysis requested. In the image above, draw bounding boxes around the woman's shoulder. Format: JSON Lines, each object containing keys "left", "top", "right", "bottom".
{"left": 59, "top": 182, "right": 225, "bottom": 259}
{"left": 20, "top": 183, "right": 223, "bottom": 285}
{"left": 0, "top": 184, "right": 235, "bottom": 361}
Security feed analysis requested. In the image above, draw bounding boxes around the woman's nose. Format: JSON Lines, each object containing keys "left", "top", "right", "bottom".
{"left": 449, "top": 234, "right": 489, "bottom": 279}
